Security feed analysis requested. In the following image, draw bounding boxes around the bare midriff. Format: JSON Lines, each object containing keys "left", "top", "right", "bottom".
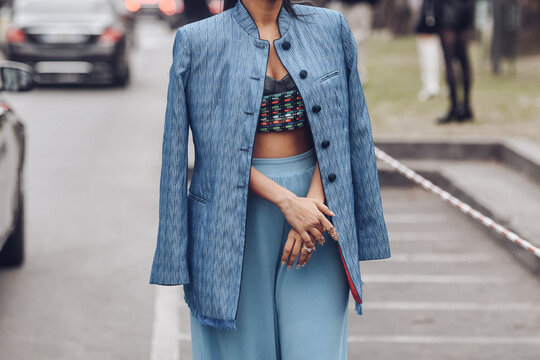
{"left": 252, "top": 124, "right": 314, "bottom": 158}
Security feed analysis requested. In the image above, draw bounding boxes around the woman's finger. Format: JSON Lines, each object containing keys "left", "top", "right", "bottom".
{"left": 302, "top": 228, "right": 318, "bottom": 248}
{"left": 288, "top": 236, "right": 303, "bottom": 269}
{"left": 305, "top": 250, "right": 314, "bottom": 265}
{"left": 300, "top": 230, "right": 312, "bottom": 248}
{"left": 297, "top": 246, "right": 309, "bottom": 268}
{"left": 318, "top": 213, "right": 334, "bottom": 232}
{"left": 314, "top": 200, "right": 335, "bottom": 217}
{"left": 299, "top": 233, "right": 316, "bottom": 267}
{"left": 307, "top": 227, "right": 323, "bottom": 247}
{"left": 318, "top": 214, "right": 338, "bottom": 242}
{"left": 281, "top": 230, "right": 296, "bottom": 267}
{"left": 302, "top": 242, "right": 315, "bottom": 267}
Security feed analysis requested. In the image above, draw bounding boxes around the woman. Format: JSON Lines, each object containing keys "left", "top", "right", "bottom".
{"left": 149, "top": 0, "right": 392, "bottom": 358}
{"left": 436, "top": 0, "right": 475, "bottom": 124}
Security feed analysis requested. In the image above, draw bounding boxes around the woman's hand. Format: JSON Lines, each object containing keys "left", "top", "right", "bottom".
{"left": 277, "top": 194, "right": 335, "bottom": 249}
{"left": 248, "top": 161, "right": 337, "bottom": 249}
{"left": 281, "top": 227, "right": 315, "bottom": 269}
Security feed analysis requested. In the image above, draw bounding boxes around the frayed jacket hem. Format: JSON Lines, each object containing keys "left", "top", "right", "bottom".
{"left": 184, "top": 294, "right": 237, "bottom": 331}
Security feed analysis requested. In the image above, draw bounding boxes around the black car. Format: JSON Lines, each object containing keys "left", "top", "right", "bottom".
{"left": 0, "top": 61, "right": 34, "bottom": 267}
{"left": 4, "top": 0, "right": 131, "bottom": 86}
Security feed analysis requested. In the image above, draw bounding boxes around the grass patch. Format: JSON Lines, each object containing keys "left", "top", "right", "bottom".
{"left": 364, "top": 31, "right": 540, "bottom": 144}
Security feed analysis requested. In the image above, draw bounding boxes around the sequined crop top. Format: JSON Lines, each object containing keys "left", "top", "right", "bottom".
{"left": 256, "top": 73, "right": 308, "bottom": 132}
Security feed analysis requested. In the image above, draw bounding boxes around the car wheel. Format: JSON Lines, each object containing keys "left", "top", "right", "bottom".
{"left": 0, "top": 191, "right": 25, "bottom": 267}
{"left": 112, "top": 45, "right": 130, "bottom": 87}
{"left": 113, "top": 62, "right": 130, "bottom": 87}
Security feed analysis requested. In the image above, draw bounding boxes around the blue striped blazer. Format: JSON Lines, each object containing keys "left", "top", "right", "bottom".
{"left": 149, "top": 0, "right": 391, "bottom": 330}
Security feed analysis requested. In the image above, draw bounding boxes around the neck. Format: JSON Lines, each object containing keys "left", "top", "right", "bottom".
{"left": 240, "top": 0, "right": 283, "bottom": 27}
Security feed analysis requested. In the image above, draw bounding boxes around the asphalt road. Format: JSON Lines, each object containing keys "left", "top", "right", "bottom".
{"left": 0, "top": 17, "right": 175, "bottom": 360}
{"left": 1, "top": 17, "right": 539, "bottom": 360}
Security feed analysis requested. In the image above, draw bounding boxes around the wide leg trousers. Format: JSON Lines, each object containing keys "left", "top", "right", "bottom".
{"left": 190, "top": 147, "right": 350, "bottom": 360}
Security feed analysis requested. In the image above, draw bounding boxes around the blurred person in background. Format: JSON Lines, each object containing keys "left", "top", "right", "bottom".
{"left": 436, "top": 0, "right": 476, "bottom": 124}
{"left": 412, "top": 0, "right": 441, "bottom": 101}
{"left": 327, "top": 0, "right": 378, "bottom": 84}
{"left": 490, "top": 0, "right": 520, "bottom": 74}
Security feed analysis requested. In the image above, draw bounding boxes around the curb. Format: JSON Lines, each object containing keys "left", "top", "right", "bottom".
{"left": 375, "top": 136, "right": 540, "bottom": 185}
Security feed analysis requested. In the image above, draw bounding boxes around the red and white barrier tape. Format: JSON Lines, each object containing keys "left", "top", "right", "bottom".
{"left": 374, "top": 147, "right": 540, "bottom": 259}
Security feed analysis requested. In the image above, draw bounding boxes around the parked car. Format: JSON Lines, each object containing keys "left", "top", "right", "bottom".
{"left": 4, "top": 0, "right": 131, "bottom": 86}
{"left": 123, "top": 0, "right": 222, "bottom": 29}
{"left": 0, "top": 61, "right": 34, "bottom": 267}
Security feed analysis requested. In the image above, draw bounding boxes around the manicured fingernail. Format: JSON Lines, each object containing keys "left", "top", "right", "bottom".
{"left": 330, "top": 211, "right": 335, "bottom": 216}
{"left": 329, "top": 227, "right": 338, "bottom": 241}
{"left": 281, "top": 261, "right": 285, "bottom": 266}
{"left": 287, "top": 265, "right": 291, "bottom": 270}
{"left": 296, "top": 264, "right": 300, "bottom": 269}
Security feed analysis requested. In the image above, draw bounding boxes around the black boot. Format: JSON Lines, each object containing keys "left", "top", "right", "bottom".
{"left": 436, "top": 107, "right": 459, "bottom": 125}
{"left": 457, "top": 104, "right": 474, "bottom": 122}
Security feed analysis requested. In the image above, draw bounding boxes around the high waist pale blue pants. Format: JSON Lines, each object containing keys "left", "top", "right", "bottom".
{"left": 190, "top": 147, "right": 350, "bottom": 360}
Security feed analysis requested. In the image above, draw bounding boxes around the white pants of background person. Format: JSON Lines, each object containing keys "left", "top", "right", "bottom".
{"left": 328, "top": 1, "right": 374, "bottom": 85}
{"left": 416, "top": 34, "right": 441, "bottom": 101}
{"left": 407, "top": 0, "right": 441, "bottom": 101}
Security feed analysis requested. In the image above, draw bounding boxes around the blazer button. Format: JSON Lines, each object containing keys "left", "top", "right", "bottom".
{"left": 299, "top": 70, "right": 307, "bottom": 79}
{"left": 322, "top": 140, "right": 330, "bottom": 148}
{"left": 282, "top": 41, "right": 291, "bottom": 50}
{"left": 328, "top": 173, "right": 337, "bottom": 182}
{"left": 312, "top": 104, "right": 321, "bottom": 113}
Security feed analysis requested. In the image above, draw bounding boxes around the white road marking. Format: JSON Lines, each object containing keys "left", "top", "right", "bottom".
{"left": 349, "top": 301, "right": 540, "bottom": 311}
{"left": 361, "top": 274, "right": 509, "bottom": 284}
{"left": 346, "top": 335, "right": 540, "bottom": 344}
{"left": 150, "top": 286, "right": 182, "bottom": 360}
{"left": 388, "top": 253, "right": 492, "bottom": 262}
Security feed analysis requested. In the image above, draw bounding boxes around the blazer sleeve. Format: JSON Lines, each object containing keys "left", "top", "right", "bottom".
{"left": 149, "top": 27, "right": 192, "bottom": 285}
{"left": 338, "top": 13, "right": 391, "bottom": 261}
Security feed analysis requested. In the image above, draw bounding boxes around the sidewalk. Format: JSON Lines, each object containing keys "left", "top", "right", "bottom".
{"left": 375, "top": 135, "right": 540, "bottom": 271}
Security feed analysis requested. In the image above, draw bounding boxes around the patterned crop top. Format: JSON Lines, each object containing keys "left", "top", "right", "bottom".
{"left": 256, "top": 73, "right": 308, "bottom": 132}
